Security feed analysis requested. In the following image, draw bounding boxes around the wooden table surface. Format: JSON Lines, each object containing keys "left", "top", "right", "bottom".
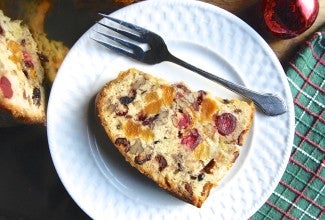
{"left": 204, "top": 0, "right": 325, "bottom": 66}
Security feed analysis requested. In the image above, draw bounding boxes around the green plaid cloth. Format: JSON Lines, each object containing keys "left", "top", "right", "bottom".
{"left": 252, "top": 28, "right": 325, "bottom": 220}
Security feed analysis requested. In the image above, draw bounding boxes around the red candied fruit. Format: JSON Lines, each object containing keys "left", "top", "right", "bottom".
{"left": 178, "top": 113, "right": 191, "bottom": 129}
{"left": 22, "top": 51, "right": 32, "bottom": 61}
{"left": 22, "top": 51, "right": 34, "bottom": 68}
{"left": 180, "top": 128, "right": 201, "bottom": 151}
{"left": 214, "top": 113, "right": 237, "bottom": 136}
{"left": 0, "top": 76, "right": 13, "bottom": 98}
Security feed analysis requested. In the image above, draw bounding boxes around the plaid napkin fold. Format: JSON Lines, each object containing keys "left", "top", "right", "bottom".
{"left": 252, "top": 27, "right": 325, "bottom": 220}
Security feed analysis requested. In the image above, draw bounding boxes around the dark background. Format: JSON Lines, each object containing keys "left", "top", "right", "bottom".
{"left": 0, "top": 125, "right": 90, "bottom": 219}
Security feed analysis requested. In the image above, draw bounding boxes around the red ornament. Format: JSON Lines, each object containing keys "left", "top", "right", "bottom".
{"left": 262, "top": 0, "right": 319, "bottom": 38}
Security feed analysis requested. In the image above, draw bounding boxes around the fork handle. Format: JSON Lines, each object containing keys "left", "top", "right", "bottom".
{"left": 166, "top": 53, "right": 287, "bottom": 116}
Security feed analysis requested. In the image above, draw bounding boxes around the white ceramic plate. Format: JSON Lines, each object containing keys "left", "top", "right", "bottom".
{"left": 47, "top": 0, "right": 295, "bottom": 219}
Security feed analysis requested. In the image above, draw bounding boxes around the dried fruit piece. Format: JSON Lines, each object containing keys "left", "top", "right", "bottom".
{"left": 115, "top": 138, "right": 130, "bottom": 153}
{"left": 180, "top": 128, "right": 201, "bottom": 151}
{"left": 137, "top": 111, "right": 147, "bottom": 122}
{"left": 214, "top": 113, "right": 237, "bottom": 136}
{"left": 203, "top": 159, "right": 216, "bottom": 174}
{"left": 115, "top": 104, "right": 128, "bottom": 116}
{"left": 24, "top": 60, "right": 34, "bottom": 68}
{"left": 119, "top": 96, "right": 134, "bottom": 105}
{"left": 8, "top": 40, "right": 21, "bottom": 64}
{"left": 135, "top": 153, "right": 152, "bottom": 165}
{"left": 155, "top": 155, "right": 167, "bottom": 171}
{"left": 198, "top": 173, "right": 205, "bottom": 181}
{"left": 119, "top": 89, "right": 136, "bottom": 105}
{"left": 237, "top": 129, "right": 248, "bottom": 145}
{"left": 177, "top": 112, "right": 191, "bottom": 129}
{"left": 192, "top": 90, "right": 206, "bottom": 111}
{"left": 144, "top": 91, "right": 159, "bottom": 103}
{"left": 142, "top": 114, "right": 159, "bottom": 126}
{"left": 22, "top": 51, "right": 34, "bottom": 68}
{"left": 0, "top": 76, "right": 13, "bottom": 98}
{"left": 20, "top": 39, "right": 26, "bottom": 46}
{"left": 201, "top": 97, "right": 218, "bottom": 121}
{"left": 161, "top": 85, "right": 174, "bottom": 106}
{"left": 176, "top": 83, "right": 190, "bottom": 93}
{"left": 32, "top": 87, "right": 41, "bottom": 106}
{"left": 123, "top": 120, "right": 154, "bottom": 141}
{"left": 22, "top": 70, "right": 29, "bottom": 78}
{"left": 144, "top": 99, "right": 162, "bottom": 115}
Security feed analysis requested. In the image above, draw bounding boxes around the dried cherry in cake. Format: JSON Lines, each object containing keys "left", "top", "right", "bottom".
{"left": 177, "top": 112, "right": 191, "bottom": 129}
{"left": 180, "top": 128, "right": 201, "bottom": 150}
{"left": 213, "top": 112, "right": 237, "bottom": 136}
{"left": 0, "top": 76, "right": 13, "bottom": 98}
{"left": 22, "top": 51, "right": 34, "bottom": 68}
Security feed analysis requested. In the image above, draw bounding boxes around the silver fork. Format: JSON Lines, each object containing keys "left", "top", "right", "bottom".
{"left": 92, "top": 13, "right": 287, "bottom": 116}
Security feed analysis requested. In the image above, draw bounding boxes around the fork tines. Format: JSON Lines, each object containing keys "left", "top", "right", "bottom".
{"left": 97, "top": 13, "right": 146, "bottom": 42}
{"left": 91, "top": 13, "right": 149, "bottom": 58}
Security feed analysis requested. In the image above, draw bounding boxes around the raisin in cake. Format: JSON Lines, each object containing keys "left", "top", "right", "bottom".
{"left": 0, "top": 10, "right": 46, "bottom": 126}
{"left": 96, "top": 68, "right": 254, "bottom": 207}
